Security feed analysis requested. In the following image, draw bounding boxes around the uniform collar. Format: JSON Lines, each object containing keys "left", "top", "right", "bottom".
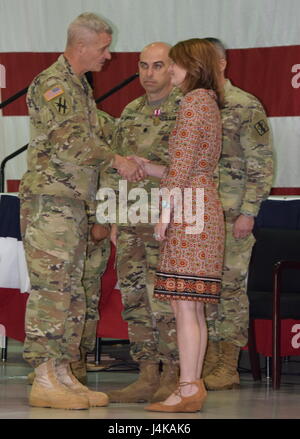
{"left": 57, "top": 54, "right": 76, "bottom": 77}
{"left": 143, "top": 87, "right": 182, "bottom": 111}
{"left": 57, "top": 54, "right": 91, "bottom": 93}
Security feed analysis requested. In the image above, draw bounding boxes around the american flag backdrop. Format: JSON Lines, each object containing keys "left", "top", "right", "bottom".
{"left": 1, "top": 0, "right": 300, "bottom": 194}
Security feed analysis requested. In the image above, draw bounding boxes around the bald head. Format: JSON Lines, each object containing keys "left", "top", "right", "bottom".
{"left": 138, "top": 42, "right": 173, "bottom": 101}
{"left": 140, "top": 42, "right": 172, "bottom": 59}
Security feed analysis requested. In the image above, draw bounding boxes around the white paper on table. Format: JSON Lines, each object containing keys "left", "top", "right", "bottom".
{"left": 0, "top": 237, "right": 30, "bottom": 292}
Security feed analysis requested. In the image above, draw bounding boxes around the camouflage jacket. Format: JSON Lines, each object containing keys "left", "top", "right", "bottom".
{"left": 97, "top": 109, "right": 115, "bottom": 148}
{"left": 87, "top": 109, "right": 116, "bottom": 221}
{"left": 101, "top": 87, "right": 182, "bottom": 225}
{"left": 19, "top": 55, "right": 115, "bottom": 201}
{"left": 218, "top": 79, "right": 274, "bottom": 221}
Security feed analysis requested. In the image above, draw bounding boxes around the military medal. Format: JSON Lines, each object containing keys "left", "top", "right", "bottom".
{"left": 153, "top": 109, "right": 161, "bottom": 126}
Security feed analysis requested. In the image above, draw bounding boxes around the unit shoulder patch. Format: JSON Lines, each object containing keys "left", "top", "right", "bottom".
{"left": 254, "top": 119, "right": 269, "bottom": 136}
{"left": 52, "top": 96, "right": 70, "bottom": 115}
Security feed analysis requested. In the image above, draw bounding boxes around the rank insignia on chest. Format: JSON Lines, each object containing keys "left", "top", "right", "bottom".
{"left": 44, "top": 86, "right": 64, "bottom": 101}
{"left": 254, "top": 119, "right": 269, "bottom": 136}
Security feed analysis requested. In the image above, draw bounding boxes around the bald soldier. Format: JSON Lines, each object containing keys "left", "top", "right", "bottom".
{"left": 203, "top": 38, "right": 274, "bottom": 390}
{"left": 19, "top": 12, "right": 144, "bottom": 410}
{"left": 102, "top": 42, "right": 182, "bottom": 403}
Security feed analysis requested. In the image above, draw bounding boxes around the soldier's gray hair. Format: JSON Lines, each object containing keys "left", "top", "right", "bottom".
{"left": 67, "top": 12, "right": 112, "bottom": 46}
{"left": 205, "top": 38, "right": 227, "bottom": 60}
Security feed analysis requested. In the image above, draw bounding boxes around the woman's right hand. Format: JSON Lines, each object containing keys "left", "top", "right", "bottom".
{"left": 153, "top": 219, "right": 169, "bottom": 241}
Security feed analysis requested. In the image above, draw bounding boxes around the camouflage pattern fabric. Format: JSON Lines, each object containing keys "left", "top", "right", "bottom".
{"left": 206, "top": 222, "right": 255, "bottom": 347}
{"left": 81, "top": 200, "right": 110, "bottom": 352}
{"left": 100, "top": 88, "right": 182, "bottom": 363}
{"left": 20, "top": 195, "right": 88, "bottom": 368}
{"left": 102, "top": 87, "right": 182, "bottom": 222}
{"left": 206, "top": 79, "right": 274, "bottom": 347}
{"left": 97, "top": 109, "right": 116, "bottom": 150}
{"left": 218, "top": 80, "right": 273, "bottom": 221}
{"left": 79, "top": 110, "right": 116, "bottom": 352}
{"left": 19, "top": 55, "right": 115, "bottom": 202}
{"left": 19, "top": 55, "right": 116, "bottom": 367}
{"left": 116, "top": 226, "right": 178, "bottom": 363}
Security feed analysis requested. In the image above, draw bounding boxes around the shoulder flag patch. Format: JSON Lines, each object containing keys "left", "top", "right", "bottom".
{"left": 44, "top": 86, "right": 64, "bottom": 102}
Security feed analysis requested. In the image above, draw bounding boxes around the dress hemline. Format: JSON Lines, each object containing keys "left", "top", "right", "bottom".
{"left": 154, "top": 290, "right": 220, "bottom": 303}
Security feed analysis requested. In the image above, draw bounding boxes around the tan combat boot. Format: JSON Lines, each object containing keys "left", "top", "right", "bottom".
{"left": 204, "top": 341, "right": 240, "bottom": 390}
{"left": 151, "top": 363, "right": 179, "bottom": 402}
{"left": 202, "top": 340, "right": 221, "bottom": 378}
{"left": 29, "top": 359, "right": 89, "bottom": 409}
{"left": 55, "top": 361, "right": 109, "bottom": 407}
{"left": 27, "top": 346, "right": 88, "bottom": 385}
{"left": 70, "top": 347, "right": 87, "bottom": 385}
{"left": 27, "top": 371, "right": 35, "bottom": 385}
{"left": 107, "top": 362, "right": 160, "bottom": 403}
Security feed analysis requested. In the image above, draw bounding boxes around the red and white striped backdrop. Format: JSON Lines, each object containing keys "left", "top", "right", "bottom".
{"left": 1, "top": 0, "right": 300, "bottom": 193}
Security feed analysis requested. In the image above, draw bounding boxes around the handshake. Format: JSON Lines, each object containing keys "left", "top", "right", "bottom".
{"left": 114, "top": 154, "right": 150, "bottom": 182}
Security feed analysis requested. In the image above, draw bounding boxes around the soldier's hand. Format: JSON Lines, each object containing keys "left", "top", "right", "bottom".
{"left": 114, "top": 155, "right": 146, "bottom": 181}
{"left": 91, "top": 224, "right": 110, "bottom": 243}
{"left": 126, "top": 155, "right": 149, "bottom": 181}
{"left": 233, "top": 214, "right": 254, "bottom": 239}
{"left": 127, "top": 155, "right": 150, "bottom": 166}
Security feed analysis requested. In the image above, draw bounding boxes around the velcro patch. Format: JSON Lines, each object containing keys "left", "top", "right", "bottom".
{"left": 53, "top": 96, "right": 69, "bottom": 114}
{"left": 44, "top": 86, "right": 64, "bottom": 101}
{"left": 254, "top": 119, "right": 269, "bottom": 136}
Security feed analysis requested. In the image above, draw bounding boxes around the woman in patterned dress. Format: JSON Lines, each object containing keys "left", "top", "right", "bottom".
{"left": 141, "top": 39, "right": 225, "bottom": 412}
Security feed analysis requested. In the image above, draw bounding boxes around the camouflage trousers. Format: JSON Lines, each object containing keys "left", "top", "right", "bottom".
{"left": 116, "top": 226, "right": 178, "bottom": 364}
{"left": 81, "top": 239, "right": 110, "bottom": 352}
{"left": 206, "top": 221, "right": 255, "bottom": 347}
{"left": 81, "top": 201, "right": 110, "bottom": 352}
{"left": 20, "top": 195, "right": 108, "bottom": 368}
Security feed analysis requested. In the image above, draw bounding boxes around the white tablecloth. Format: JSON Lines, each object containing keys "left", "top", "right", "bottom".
{"left": 0, "top": 237, "right": 30, "bottom": 292}
{"left": 0, "top": 193, "right": 30, "bottom": 293}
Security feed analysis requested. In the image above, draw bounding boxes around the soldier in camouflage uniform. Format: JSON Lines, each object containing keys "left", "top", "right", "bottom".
{"left": 102, "top": 42, "right": 182, "bottom": 403}
{"left": 80, "top": 110, "right": 115, "bottom": 350}
{"left": 203, "top": 38, "right": 274, "bottom": 390}
{"left": 19, "top": 13, "right": 142, "bottom": 410}
{"left": 26, "top": 110, "right": 114, "bottom": 386}
{"left": 71, "top": 110, "right": 115, "bottom": 383}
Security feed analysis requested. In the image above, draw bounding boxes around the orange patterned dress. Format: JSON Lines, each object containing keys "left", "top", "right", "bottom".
{"left": 154, "top": 88, "right": 225, "bottom": 303}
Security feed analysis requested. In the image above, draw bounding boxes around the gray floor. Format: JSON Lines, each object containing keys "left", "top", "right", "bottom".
{"left": 1, "top": 339, "right": 300, "bottom": 421}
